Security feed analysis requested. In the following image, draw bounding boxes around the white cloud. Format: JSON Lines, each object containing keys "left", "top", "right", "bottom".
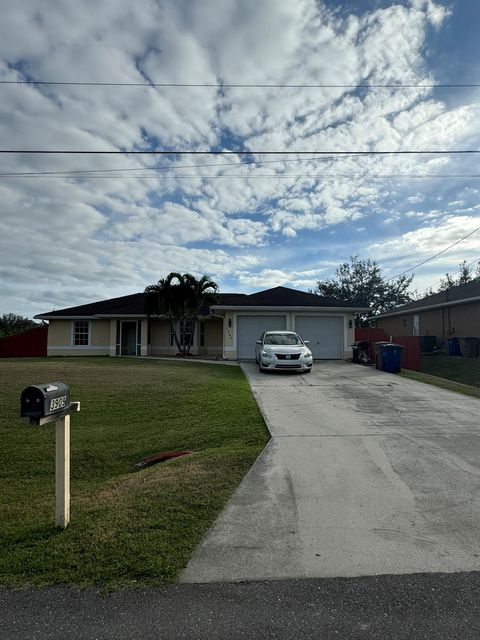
{"left": 0, "top": 0, "right": 477, "bottom": 315}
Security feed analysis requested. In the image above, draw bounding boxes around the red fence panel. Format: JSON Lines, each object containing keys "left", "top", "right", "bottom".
{"left": 0, "top": 326, "right": 48, "bottom": 358}
{"left": 354, "top": 328, "right": 388, "bottom": 363}
{"left": 392, "top": 335, "right": 420, "bottom": 371}
{"left": 354, "top": 328, "right": 420, "bottom": 371}
{"left": 355, "top": 328, "right": 388, "bottom": 342}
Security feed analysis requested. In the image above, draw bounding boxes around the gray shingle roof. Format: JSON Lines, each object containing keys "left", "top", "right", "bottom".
{"left": 35, "top": 286, "right": 364, "bottom": 319}
{"left": 35, "top": 292, "right": 244, "bottom": 318}
{"left": 212, "top": 286, "right": 363, "bottom": 308}
{"left": 377, "top": 279, "right": 480, "bottom": 318}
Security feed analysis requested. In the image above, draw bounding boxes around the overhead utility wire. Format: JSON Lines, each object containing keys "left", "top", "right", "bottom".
{"left": 0, "top": 155, "right": 361, "bottom": 176}
{"left": 2, "top": 173, "right": 480, "bottom": 180}
{"left": 1, "top": 80, "right": 479, "bottom": 89}
{"left": 1, "top": 149, "right": 479, "bottom": 156}
{"left": 419, "top": 256, "right": 480, "bottom": 295}
{"left": 387, "top": 226, "right": 480, "bottom": 281}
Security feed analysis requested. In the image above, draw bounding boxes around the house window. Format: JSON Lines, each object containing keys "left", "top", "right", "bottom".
{"left": 180, "top": 320, "right": 194, "bottom": 347}
{"left": 200, "top": 321, "right": 205, "bottom": 347}
{"left": 170, "top": 320, "right": 195, "bottom": 347}
{"left": 74, "top": 320, "right": 90, "bottom": 346}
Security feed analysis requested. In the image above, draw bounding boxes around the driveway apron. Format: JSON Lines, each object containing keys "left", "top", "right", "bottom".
{"left": 181, "top": 362, "right": 480, "bottom": 583}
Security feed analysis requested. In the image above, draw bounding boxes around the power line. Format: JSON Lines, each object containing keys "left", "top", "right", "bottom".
{"left": 1, "top": 149, "right": 480, "bottom": 156}
{"left": 0, "top": 155, "right": 370, "bottom": 176}
{"left": 0, "top": 151, "right": 474, "bottom": 176}
{"left": 419, "top": 256, "right": 480, "bottom": 295}
{"left": 387, "top": 226, "right": 480, "bottom": 281}
{"left": 2, "top": 173, "right": 480, "bottom": 180}
{"left": 1, "top": 80, "right": 479, "bottom": 89}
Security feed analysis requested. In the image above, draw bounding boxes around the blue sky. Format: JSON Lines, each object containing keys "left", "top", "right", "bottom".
{"left": 0, "top": 0, "right": 479, "bottom": 316}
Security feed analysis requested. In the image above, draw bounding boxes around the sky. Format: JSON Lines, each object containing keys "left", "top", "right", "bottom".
{"left": 1, "top": 0, "right": 480, "bottom": 317}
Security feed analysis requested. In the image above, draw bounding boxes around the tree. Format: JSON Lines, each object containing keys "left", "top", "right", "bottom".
{"left": 314, "top": 256, "right": 414, "bottom": 326}
{"left": 437, "top": 260, "right": 477, "bottom": 292}
{"left": 145, "top": 273, "right": 219, "bottom": 354}
{"left": 0, "top": 313, "right": 38, "bottom": 338}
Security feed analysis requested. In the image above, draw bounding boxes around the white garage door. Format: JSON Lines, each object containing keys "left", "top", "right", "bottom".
{"left": 237, "top": 315, "right": 286, "bottom": 360}
{"left": 295, "top": 316, "right": 344, "bottom": 359}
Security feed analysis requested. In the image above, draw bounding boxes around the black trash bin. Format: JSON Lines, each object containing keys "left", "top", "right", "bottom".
{"left": 420, "top": 336, "right": 436, "bottom": 353}
{"left": 351, "top": 340, "right": 369, "bottom": 364}
{"left": 459, "top": 337, "right": 479, "bottom": 358}
{"left": 372, "top": 342, "right": 390, "bottom": 370}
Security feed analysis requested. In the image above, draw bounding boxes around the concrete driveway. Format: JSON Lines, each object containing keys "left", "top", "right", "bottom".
{"left": 181, "top": 361, "right": 480, "bottom": 583}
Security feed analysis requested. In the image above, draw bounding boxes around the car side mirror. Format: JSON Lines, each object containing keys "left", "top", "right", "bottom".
{"left": 256, "top": 340, "right": 262, "bottom": 345}
{"left": 304, "top": 340, "right": 310, "bottom": 345}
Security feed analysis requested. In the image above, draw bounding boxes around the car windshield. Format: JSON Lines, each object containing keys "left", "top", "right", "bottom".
{"left": 264, "top": 333, "right": 302, "bottom": 346}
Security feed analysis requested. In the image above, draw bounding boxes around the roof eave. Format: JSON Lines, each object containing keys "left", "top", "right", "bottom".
{"left": 35, "top": 313, "right": 148, "bottom": 320}
{"left": 376, "top": 294, "right": 480, "bottom": 319}
{"left": 211, "top": 305, "right": 369, "bottom": 313}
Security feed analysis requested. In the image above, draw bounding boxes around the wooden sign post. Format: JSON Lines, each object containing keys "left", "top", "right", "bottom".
{"left": 55, "top": 413, "right": 71, "bottom": 529}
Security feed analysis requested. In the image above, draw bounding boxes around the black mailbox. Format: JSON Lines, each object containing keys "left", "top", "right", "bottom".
{"left": 21, "top": 381, "right": 70, "bottom": 421}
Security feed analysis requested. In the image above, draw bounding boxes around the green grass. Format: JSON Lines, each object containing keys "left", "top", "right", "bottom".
{"left": 399, "top": 353, "right": 480, "bottom": 399}
{"left": 419, "top": 353, "right": 480, "bottom": 387}
{"left": 0, "top": 357, "right": 269, "bottom": 589}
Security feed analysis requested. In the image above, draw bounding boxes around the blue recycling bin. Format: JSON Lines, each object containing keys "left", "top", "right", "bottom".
{"left": 381, "top": 343, "right": 404, "bottom": 373}
{"left": 447, "top": 337, "right": 461, "bottom": 356}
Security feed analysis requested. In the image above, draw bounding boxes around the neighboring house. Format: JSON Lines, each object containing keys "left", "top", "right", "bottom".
{"left": 375, "top": 279, "right": 480, "bottom": 346}
{"left": 35, "top": 286, "right": 368, "bottom": 360}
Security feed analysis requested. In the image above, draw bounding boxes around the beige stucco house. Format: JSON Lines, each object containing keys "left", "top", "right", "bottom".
{"left": 35, "top": 286, "right": 368, "bottom": 360}
{"left": 375, "top": 279, "right": 480, "bottom": 347}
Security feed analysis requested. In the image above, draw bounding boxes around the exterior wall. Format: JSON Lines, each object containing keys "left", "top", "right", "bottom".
{"left": 346, "top": 313, "right": 355, "bottom": 358}
{"left": 198, "top": 318, "right": 223, "bottom": 355}
{"left": 47, "top": 320, "right": 111, "bottom": 356}
{"left": 377, "top": 315, "right": 411, "bottom": 338}
{"left": 149, "top": 317, "right": 224, "bottom": 356}
{"left": 378, "top": 301, "right": 480, "bottom": 347}
{"left": 223, "top": 311, "right": 236, "bottom": 359}
{"left": 149, "top": 319, "right": 173, "bottom": 355}
{"left": 140, "top": 319, "right": 148, "bottom": 356}
{"left": 91, "top": 320, "right": 110, "bottom": 346}
{"left": 419, "top": 309, "right": 443, "bottom": 340}
{"left": 449, "top": 301, "right": 480, "bottom": 337}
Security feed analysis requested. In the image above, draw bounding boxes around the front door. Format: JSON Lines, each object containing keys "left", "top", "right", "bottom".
{"left": 121, "top": 321, "right": 138, "bottom": 355}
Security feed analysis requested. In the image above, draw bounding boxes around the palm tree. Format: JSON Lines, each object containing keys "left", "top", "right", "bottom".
{"left": 144, "top": 273, "right": 219, "bottom": 355}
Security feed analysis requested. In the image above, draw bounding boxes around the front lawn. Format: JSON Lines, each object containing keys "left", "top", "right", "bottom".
{"left": 0, "top": 357, "right": 269, "bottom": 589}
{"left": 399, "top": 353, "right": 480, "bottom": 399}
{"left": 419, "top": 353, "right": 480, "bottom": 387}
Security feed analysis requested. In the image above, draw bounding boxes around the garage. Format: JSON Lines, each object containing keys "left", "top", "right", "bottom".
{"left": 237, "top": 315, "right": 286, "bottom": 360}
{"left": 294, "top": 316, "right": 344, "bottom": 359}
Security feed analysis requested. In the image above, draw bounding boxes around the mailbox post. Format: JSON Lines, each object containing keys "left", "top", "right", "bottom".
{"left": 20, "top": 382, "right": 80, "bottom": 529}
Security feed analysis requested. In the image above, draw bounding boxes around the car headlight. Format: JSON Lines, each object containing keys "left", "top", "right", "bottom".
{"left": 303, "top": 349, "right": 312, "bottom": 358}
{"left": 261, "top": 349, "right": 275, "bottom": 358}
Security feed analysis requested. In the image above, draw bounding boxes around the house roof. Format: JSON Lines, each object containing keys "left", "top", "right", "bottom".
{"left": 35, "top": 286, "right": 367, "bottom": 320}
{"left": 376, "top": 279, "right": 480, "bottom": 319}
{"left": 35, "top": 292, "right": 148, "bottom": 319}
{"left": 211, "top": 286, "right": 368, "bottom": 310}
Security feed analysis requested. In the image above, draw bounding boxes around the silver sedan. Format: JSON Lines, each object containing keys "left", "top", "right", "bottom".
{"left": 255, "top": 331, "right": 313, "bottom": 373}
